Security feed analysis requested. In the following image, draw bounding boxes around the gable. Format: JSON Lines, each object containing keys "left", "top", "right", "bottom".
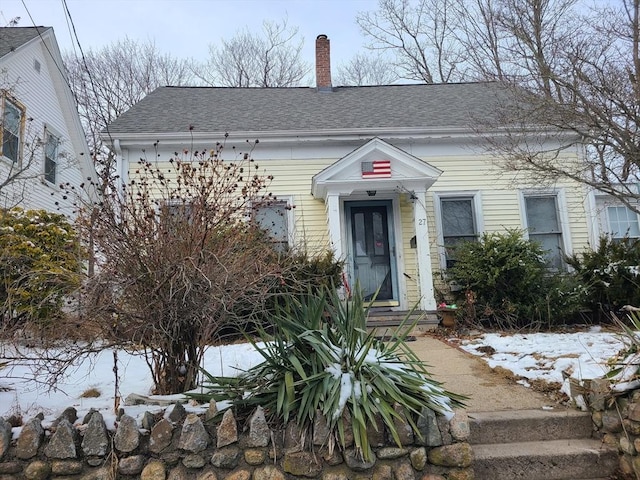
{"left": 0, "top": 27, "right": 96, "bottom": 213}
{"left": 0, "top": 27, "right": 43, "bottom": 59}
{"left": 312, "top": 137, "right": 442, "bottom": 200}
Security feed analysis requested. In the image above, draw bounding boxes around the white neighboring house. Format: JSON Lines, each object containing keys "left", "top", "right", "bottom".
{"left": 0, "top": 26, "right": 94, "bottom": 217}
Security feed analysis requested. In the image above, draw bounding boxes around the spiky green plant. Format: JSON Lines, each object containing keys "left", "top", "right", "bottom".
{"left": 606, "top": 311, "right": 640, "bottom": 386}
{"left": 190, "top": 287, "right": 465, "bottom": 460}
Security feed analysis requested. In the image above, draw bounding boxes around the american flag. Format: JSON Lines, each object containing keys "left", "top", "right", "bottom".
{"left": 361, "top": 160, "right": 391, "bottom": 178}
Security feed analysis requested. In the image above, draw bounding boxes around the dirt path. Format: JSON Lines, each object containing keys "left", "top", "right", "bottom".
{"left": 409, "top": 334, "right": 567, "bottom": 412}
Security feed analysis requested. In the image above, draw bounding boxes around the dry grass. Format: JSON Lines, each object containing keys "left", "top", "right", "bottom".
{"left": 80, "top": 387, "right": 101, "bottom": 398}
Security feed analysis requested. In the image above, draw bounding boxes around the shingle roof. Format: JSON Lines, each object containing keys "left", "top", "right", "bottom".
{"left": 0, "top": 27, "right": 49, "bottom": 59}
{"left": 106, "top": 82, "right": 509, "bottom": 135}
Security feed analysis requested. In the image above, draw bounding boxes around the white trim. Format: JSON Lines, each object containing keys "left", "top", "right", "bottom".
{"left": 519, "top": 188, "right": 572, "bottom": 265}
{"left": 327, "top": 194, "right": 343, "bottom": 260}
{"left": 275, "top": 195, "right": 296, "bottom": 248}
{"left": 312, "top": 137, "right": 441, "bottom": 200}
{"left": 433, "top": 191, "right": 483, "bottom": 271}
{"left": 342, "top": 194, "right": 405, "bottom": 309}
{"left": 413, "top": 189, "right": 436, "bottom": 309}
{"left": 592, "top": 194, "right": 640, "bottom": 240}
{"left": 105, "top": 126, "right": 582, "bottom": 148}
{"left": 42, "top": 124, "right": 63, "bottom": 186}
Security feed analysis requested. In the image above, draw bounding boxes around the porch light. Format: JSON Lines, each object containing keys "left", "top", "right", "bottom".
{"left": 366, "top": 190, "right": 377, "bottom": 197}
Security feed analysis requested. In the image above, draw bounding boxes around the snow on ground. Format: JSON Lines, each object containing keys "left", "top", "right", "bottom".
{"left": 459, "top": 326, "right": 629, "bottom": 404}
{"left": 460, "top": 327, "right": 625, "bottom": 385}
{"left": 0, "top": 327, "right": 634, "bottom": 431}
{"left": 0, "top": 342, "right": 265, "bottom": 431}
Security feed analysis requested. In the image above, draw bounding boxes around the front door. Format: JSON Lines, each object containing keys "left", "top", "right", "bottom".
{"left": 346, "top": 201, "right": 398, "bottom": 304}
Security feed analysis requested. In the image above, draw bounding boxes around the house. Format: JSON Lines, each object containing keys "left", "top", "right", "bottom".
{"left": 0, "top": 26, "right": 94, "bottom": 216}
{"left": 104, "top": 35, "right": 614, "bottom": 320}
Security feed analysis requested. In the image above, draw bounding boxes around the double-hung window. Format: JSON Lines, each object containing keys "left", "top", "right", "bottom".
{"left": 524, "top": 194, "right": 564, "bottom": 270}
{"left": 254, "top": 200, "right": 291, "bottom": 252}
{"left": 2, "top": 97, "right": 24, "bottom": 163}
{"left": 44, "top": 131, "right": 60, "bottom": 184}
{"left": 440, "top": 197, "right": 477, "bottom": 268}
{"left": 607, "top": 206, "right": 640, "bottom": 240}
{"left": 159, "top": 201, "right": 194, "bottom": 235}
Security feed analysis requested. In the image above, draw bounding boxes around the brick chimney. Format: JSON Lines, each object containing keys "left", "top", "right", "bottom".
{"left": 315, "top": 34, "right": 332, "bottom": 91}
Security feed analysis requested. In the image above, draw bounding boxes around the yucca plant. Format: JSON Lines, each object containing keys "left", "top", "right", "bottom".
{"left": 191, "top": 287, "right": 465, "bottom": 460}
{"left": 606, "top": 311, "right": 640, "bottom": 389}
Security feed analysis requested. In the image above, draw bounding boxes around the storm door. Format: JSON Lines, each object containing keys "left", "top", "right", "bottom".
{"left": 346, "top": 201, "right": 398, "bottom": 303}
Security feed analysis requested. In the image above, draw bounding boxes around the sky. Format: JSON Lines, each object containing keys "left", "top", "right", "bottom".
{"left": 0, "top": 329, "right": 632, "bottom": 434}
{"left": 0, "top": 0, "right": 378, "bottom": 81}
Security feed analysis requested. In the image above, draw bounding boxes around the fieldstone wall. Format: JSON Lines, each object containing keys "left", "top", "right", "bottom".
{"left": 0, "top": 402, "right": 473, "bottom": 480}
{"left": 590, "top": 380, "right": 640, "bottom": 479}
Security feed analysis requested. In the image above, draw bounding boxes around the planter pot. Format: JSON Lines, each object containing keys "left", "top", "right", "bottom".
{"left": 438, "top": 309, "right": 457, "bottom": 328}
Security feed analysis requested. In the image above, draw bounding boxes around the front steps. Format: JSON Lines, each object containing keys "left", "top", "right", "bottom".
{"left": 366, "top": 309, "right": 439, "bottom": 336}
{"left": 470, "top": 409, "right": 618, "bottom": 480}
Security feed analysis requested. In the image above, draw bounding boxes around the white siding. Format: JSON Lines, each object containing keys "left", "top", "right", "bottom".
{"left": 0, "top": 37, "right": 87, "bottom": 217}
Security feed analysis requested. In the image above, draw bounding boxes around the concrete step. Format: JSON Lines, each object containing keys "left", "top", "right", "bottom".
{"left": 469, "top": 409, "right": 594, "bottom": 445}
{"left": 473, "top": 438, "right": 618, "bottom": 480}
{"left": 366, "top": 310, "right": 439, "bottom": 336}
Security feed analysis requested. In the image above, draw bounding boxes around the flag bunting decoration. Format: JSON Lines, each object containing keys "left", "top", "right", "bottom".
{"left": 361, "top": 160, "right": 391, "bottom": 178}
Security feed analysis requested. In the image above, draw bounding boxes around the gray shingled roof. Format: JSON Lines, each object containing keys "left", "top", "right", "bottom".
{"left": 0, "top": 27, "right": 49, "bottom": 59}
{"left": 106, "top": 82, "right": 508, "bottom": 135}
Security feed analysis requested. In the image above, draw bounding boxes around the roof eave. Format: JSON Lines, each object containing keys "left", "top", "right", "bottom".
{"left": 103, "top": 125, "right": 582, "bottom": 148}
{"left": 103, "top": 126, "right": 493, "bottom": 145}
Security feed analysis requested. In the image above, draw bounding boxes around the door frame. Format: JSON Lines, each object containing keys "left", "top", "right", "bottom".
{"left": 344, "top": 199, "right": 400, "bottom": 307}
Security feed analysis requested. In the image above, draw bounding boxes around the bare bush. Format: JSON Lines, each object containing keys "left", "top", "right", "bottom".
{"left": 76, "top": 141, "right": 290, "bottom": 394}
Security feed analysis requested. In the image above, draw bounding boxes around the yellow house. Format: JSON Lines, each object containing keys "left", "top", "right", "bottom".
{"left": 105, "top": 35, "right": 609, "bottom": 324}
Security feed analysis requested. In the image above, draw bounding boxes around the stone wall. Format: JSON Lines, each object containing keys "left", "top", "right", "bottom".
{"left": 0, "top": 402, "right": 473, "bottom": 480}
{"left": 590, "top": 380, "right": 640, "bottom": 479}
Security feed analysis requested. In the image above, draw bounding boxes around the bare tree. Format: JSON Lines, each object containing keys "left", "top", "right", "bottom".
{"left": 356, "top": 0, "right": 467, "bottom": 83}
{"left": 194, "top": 19, "right": 311, "bottom": 87}
{"left": 335, "top": 52, "right": 400, "bottom": 86}
{"left": 359, "top": 0, "right": 640, "bottom": 210}
{"left": 64, "top": 38, "right": 196, "bottom": 175}
{"left": 473, "top": 0, "right": 640, "bottom": 211}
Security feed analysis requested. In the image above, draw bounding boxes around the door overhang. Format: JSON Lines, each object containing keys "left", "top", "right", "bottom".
{"left": 311, "top": 137, "right": 442, "bottom": 200}
{"left": 313, "top": 138, "right": 441, "bottom": 311}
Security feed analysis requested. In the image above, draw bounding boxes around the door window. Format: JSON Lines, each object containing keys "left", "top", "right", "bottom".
{"left": 349, "top": 204, "right": 393, "bottom": 301}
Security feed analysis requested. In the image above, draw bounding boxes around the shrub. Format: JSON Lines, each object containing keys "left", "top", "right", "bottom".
{"left": 191, "top": 287, "right": 465, "bottom": 460}
{"left": 448, "top": 229, "right": 573, "bottom": 329}
{"left": 566, "top": 236, "right": 640, "bottom": 313}
{"left": 78, "top": 144, "right": 344, "bottom": 395}
{"left": 279, "top": 250, "right": 344, "bottom": 295}
{"left": 0, "top": 208, "right": 82, "bottom": 330}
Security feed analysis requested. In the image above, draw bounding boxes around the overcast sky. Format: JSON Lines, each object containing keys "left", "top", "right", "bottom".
{"left": 1, "top": 0, "right": 377, "bottom": 78}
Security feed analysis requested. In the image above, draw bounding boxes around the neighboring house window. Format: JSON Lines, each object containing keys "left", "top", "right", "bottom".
{"left": 524, "top": 194, "right": 564, "bottom": 270}
{"left": 607, "top": 205, "right": 640, "bottom": 240}
{"left": 440, "top": 197, "right": 478, "bottom": 268}
{"left": 44, "top": 131, "right": 60, "bottom": 184}
{"left": 2, "top": 97, "right": 24, "bottom": 163}
{"left": 254, "top": 200, "right": 291, "bottom": 252}
{"left": 160, "top": 201, "right": 193, "bottom": 233}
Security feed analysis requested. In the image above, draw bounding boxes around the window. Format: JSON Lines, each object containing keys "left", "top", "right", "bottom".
{"left": 160, "top": 201, "right": 193, "bottom": 233}
{"left": 254, "top": 200, "right": 290, "bottom": 252}
{"left": 44, "top": 132, "right": 60, "bottom": 184}
{"left": 524, "top": 195, "right": 564, "bottom": 270}
{"left": 607, "top": 206, "right": 640, "bottom": 240}
{"left": 441, "top": 197, "right": 477, "bottom": 268}
{"left": 2, "top": 97, "right": 24, "bottom": 163}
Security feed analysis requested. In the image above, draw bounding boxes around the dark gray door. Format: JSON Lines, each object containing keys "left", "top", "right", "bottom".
{"left": 350, "top": 205, "right": 393, "bottom": 301}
